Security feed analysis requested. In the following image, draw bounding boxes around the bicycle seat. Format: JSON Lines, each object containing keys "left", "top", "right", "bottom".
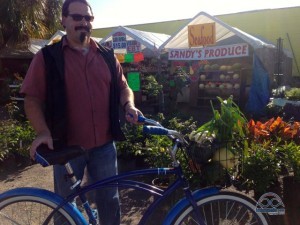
{"left": 35, "top": 144, "right": 85, "bottom": 167}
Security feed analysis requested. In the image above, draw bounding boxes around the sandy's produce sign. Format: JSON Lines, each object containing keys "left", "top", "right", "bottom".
{"left": 168, "top": 43, "right": 249, "bottom": 60}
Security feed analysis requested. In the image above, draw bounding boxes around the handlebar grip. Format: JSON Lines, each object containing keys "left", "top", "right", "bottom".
{"left": 138, "top": 115, "right": 146, "bottom": 123}
{"left": 143, "top": 126, "right": 169, "bottom": 135}
{"left": 35, "top": 144, "right": 52, "bottom": 167}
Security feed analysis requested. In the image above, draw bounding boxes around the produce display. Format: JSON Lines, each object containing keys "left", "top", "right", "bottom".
{"left": 193, "top": 61, "right": 244, "bottom": 109}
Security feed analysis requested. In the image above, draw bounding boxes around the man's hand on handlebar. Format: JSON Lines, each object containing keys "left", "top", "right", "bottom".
{"left": 30, "top": 131, "right": 53, "bottom": 160}
{"left": 125, "top": 105, "right": 144, "bottom": 124}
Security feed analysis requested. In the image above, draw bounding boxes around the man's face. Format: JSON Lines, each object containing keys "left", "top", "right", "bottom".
{"left": 62, "top": 2, "right": 93, "bottom": 45}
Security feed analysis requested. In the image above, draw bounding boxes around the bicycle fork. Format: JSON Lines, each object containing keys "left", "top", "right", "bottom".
{"left": 183, "top": 187, "right": 207, "bottom": 225}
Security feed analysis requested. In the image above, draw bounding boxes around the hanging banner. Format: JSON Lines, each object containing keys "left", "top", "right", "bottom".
{"left": 124, "top": 53, "right": 134, "bottom": 63}
{"left": 115, "top": 53, "right": 125, "bottom": 63}
{"left": 134, "top": 52, "right": 144, "bottom": 62}
{"left": 168, "top": 43, "right": 249, "bottom": 60}
{"left": 112, "top": 32, "right": 127, "bottom": 49}
{"left": 127, "top": 72, "right": 140, "bottom": 91}
{"left": 188, "top": 23, "right": 216, "bottom": 47}
{"left": 127, "top": 40, "right": 141, "bottom": 53}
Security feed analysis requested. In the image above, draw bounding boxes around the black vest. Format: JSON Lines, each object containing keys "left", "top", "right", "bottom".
{"left": 42, "top": 36, "right": 125, "bottom": 148}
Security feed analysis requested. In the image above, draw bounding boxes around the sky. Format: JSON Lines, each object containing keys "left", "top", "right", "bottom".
{"left": 89, "top": 0, "right": 300, "bottom": 29}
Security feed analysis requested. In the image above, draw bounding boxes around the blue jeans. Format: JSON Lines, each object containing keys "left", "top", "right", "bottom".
{"left": 54, "top": 142, "right": 120, "bottom": 225}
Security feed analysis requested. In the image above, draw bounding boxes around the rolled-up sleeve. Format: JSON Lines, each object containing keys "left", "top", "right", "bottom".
{"left": 20, "top": 50, "right": 46, "bottom": 102}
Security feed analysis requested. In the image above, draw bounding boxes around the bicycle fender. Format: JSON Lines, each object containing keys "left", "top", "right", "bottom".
{"left": 0, "top": 187, "right": 88, "bottom": 225}
{"left": 162, "top": 187, "right": 219, "bottom": 225}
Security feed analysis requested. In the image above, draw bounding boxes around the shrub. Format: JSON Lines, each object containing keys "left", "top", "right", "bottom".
{"left": 0, "top": 119, "right": 34, "bottom": 161}
{"left": 242, "top": 141, "right": 281, "bottom": 194}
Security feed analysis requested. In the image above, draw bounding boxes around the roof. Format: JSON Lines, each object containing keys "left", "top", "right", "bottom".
{"left": 0, "top": 31, "right": 103, "bottom": 59}
{"left": 46, "top": 30, "right": 102, "bottom": 45}
{"left": 0, "top": 39, "right": 47, "bottom": 59}
{"left": 159, "top": 11, "right": 277, "bottom": 51}
{"left": 100, "top": 26, "right": 170, "bottom": 55}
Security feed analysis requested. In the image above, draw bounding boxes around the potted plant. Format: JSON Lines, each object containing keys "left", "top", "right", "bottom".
{"left": 142, "top": 75, "right": 163, "bottom": 102}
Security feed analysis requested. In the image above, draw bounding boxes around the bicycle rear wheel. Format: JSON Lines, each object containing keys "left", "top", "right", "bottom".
{"left": 0, "top": 195, "right": 76, "bottom": 225}
{"left": 171, "top": 191, "right": 268, "bottom": 225}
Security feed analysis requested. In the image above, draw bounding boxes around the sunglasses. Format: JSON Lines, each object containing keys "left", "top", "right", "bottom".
{"left": 68, "top": 14, "right": 94, "bottom": 22}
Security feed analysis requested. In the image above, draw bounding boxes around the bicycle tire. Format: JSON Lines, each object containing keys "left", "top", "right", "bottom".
{"left": 0, "top": 195, "right": 77, "bottom": 225}
{"left": 170, "top": 191, "right": 268, "bottom": 225}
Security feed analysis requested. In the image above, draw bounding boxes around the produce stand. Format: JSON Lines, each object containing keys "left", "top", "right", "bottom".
{"left": 159, "top": 12, "right": 293, "bottom": 114}
{"left": 100, "top": 26, "right": 170, "bottom": 108}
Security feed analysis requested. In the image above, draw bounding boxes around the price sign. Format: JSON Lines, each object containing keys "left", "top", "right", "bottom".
{"left": 112, "top": 32, "right": 127, "bottom": 49}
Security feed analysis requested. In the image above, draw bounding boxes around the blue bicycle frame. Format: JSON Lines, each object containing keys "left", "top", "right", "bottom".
{"left": 61, "top": 163, "right": 220, "bottom": 225}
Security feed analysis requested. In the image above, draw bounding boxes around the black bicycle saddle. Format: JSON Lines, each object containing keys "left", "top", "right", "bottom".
{"left": 35, "top": 144, "right": 85, "bottom": 167}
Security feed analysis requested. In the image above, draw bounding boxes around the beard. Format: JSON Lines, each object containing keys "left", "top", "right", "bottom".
{"left": 75, "top": 26, "right": 91, "bottom": 43}
{"left": 79, "top": 32, "right": 87, "bottom": 43}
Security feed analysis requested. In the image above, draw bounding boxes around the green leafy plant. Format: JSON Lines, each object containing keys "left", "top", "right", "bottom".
{"left": 285, "top": 88, "right": 300, "bottom": 100}
{"left": 116, "top": 123, "right": 144, "bottom": 159}
{"left": 278, "top": 141, "right": 300, "bottom": 181}
{"left": 0, "top": 101, "right": 34, "bottom": 162}
{"left": 117, "top": 113, "right": 197, "bottom": 170}
{"left": 242, "top": 141, "right": 281, "bottom": 195}
{"left": 191, "top": 96, "right": 248, "bottom": 144}
{"left": 142, "top": 75, "right": 163, "bottom": 97}
{"left": 0, "top": 119, "right": 35, "bottom": 161}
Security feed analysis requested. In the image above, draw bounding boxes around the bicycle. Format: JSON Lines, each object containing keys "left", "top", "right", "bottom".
{"left": 0, "top": 115, "right": 268, "bottom": 225}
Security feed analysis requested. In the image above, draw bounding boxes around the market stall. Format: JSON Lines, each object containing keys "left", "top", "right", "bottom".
{"left": 159, "top": 12, "right": 293, "bottom": 116}
{"left": 100, "top": 26, "right": 170, "bottom": 107}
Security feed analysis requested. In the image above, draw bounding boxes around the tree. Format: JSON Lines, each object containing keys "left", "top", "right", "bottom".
{"left": 0, "top": 0, "right": 63, "bottom": 49}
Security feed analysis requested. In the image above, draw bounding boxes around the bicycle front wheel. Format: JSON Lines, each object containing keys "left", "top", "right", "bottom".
{"left": 0, "top": 195, "right": 77, "bottom": 225}
{"left": 171, "top": 191, "right": 268, "bottom": 225}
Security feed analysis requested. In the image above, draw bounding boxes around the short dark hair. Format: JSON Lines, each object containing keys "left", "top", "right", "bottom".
{"left": 62, "top": 0, "right": 93, "bottom": 17}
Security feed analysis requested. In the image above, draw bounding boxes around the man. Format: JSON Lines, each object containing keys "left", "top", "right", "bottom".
{"left": 20, "top": 0, "right": 142, "bottom": 224}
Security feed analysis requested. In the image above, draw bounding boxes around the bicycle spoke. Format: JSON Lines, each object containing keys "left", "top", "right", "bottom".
{"left": 0, "top": 211, "right": 23, "bottom": 225}
{"left": 171, "top": 192, "right": 267, "bottom": 225}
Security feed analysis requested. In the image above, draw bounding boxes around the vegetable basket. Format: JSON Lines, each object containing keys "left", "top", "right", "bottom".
{"left": 187, "top": 139, "right": 245, "bottom": 187}
{"left": 187, "top": 96, "right": 248, "bottom": 186}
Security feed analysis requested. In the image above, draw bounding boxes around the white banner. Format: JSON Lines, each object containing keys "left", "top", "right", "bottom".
{"left": 168, "top": 43, "right": 249, "bottom": 60}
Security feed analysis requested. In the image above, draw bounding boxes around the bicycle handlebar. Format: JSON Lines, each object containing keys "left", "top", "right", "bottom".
{"left": 138, "top": 115, "right": 187, "bottom": 144}
{"left": 143, "top": 126, "right": 169, "bottom": 135}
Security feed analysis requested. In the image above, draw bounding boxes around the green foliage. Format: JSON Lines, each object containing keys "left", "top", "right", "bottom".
{"left": 116, "top": 123, "right": 144, "bottom": 158}
{"left": 278, "top": 141, "right": 300, "bottom": 181}
{"left": 0, "top": 119, "right": 35, "bottom": 161}
{"left": 142, "top": 75, "right": 163, "bottom": 97}
{"left": 285, "top": 88, "right": 300, "bottom": 100}
{"left": 194, "top": 96, "right": 248, "bottom": 143}
{"left": 0, "top": 0, "right": 62, "bottom": 48}
{"left": 117, "top": 113, "right": 197, "bottom": 169}
{"left": 0, "top": 101, "right": 34, "bottom": 161}
{"left": 242, "top": 141, "right": 281, "bottom": 194}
